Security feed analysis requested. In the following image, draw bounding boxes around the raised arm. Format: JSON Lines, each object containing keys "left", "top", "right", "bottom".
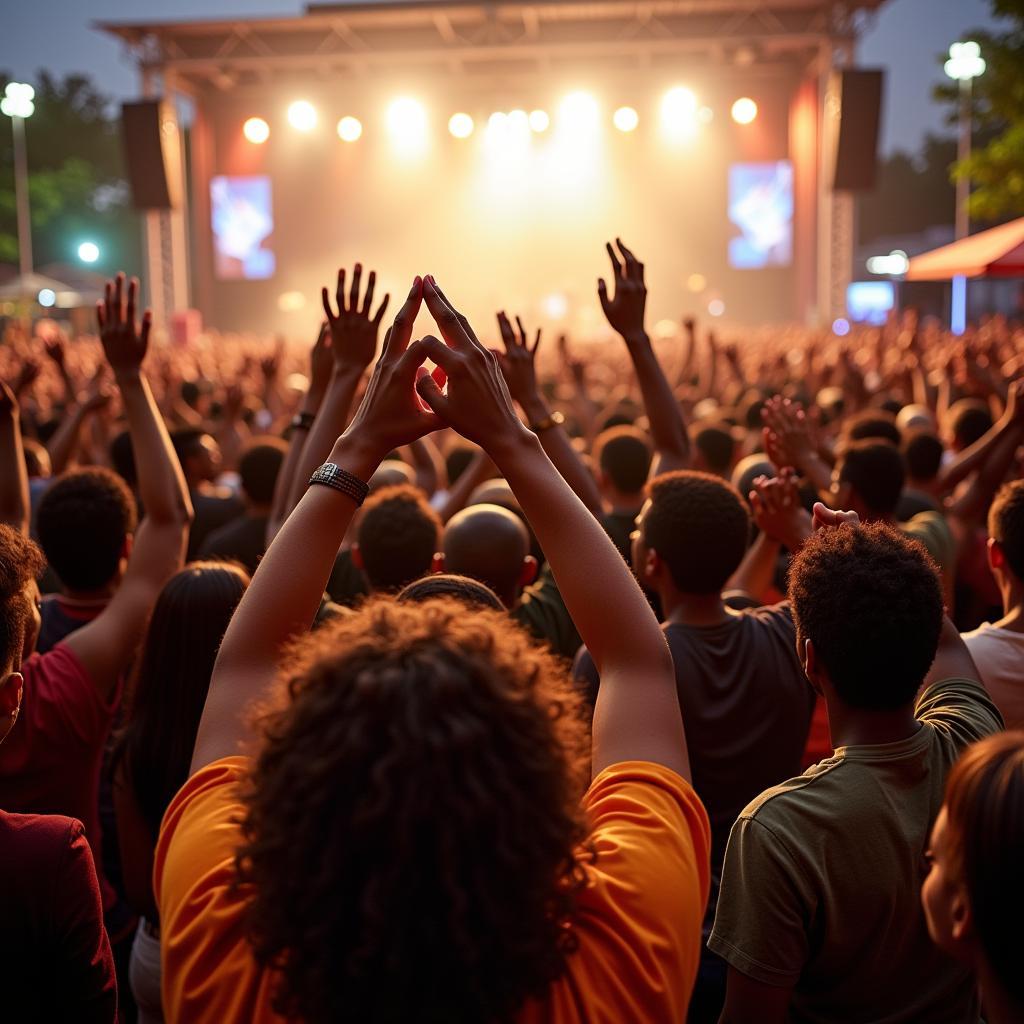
{"left": 496, "top": 312, "right": 603, "bottom": 516}
{"left": 267, "top": 322, "right": 334, "bottom": 540}
{"left": 418, "top": 277, "right": 689, "bottom": 782}
{"left": 191, "top": 277, "right": 437, "bottom": 773}
{"left": 598, "top": 239, "right": 691, "bottom": 475}
{"left": 64, "top": 274, "right": 193, "bottom": 701}
{"left": 282, "top": 264, "right": 389, "bottom": 520}
{"left": 46, "top": 387, "right": 112, "bottom": 476}
{"left": 0, "top": 381, "right": 29, "bottom": 535}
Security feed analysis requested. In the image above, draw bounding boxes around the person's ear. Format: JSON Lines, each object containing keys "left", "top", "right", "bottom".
{"left": 351, "top": 544, "right": 364, "bottom": 570}
{"left": 801, "top": 637, "right": 826, "bottom": 697}
{"left": 950, "top": 887, "right": 974, "bottom": 946}
{"left": 518, "top": 555, "right": 538, "bottom": 589}
{"left": 432, "top": 552, "right": 445, "bottom": 574}
{"left": 0, "top": 672, "right": 24, "bottom": 717}
{"left": 121, "top": 533, "right": 134, "bottom": 563}
{"left": 643, "top": 547, "right": 662, "bottom": 587}
{"left": 988, "top": 537, "right": 1005, "bottom": 573}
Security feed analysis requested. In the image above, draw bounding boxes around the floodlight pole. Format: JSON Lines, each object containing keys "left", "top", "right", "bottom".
{"left": 10, "top": 114, "right": 33, "bottom": 277}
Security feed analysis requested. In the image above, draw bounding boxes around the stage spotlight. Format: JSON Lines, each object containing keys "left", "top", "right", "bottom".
{"left": 542, "top": 292, "right": 569, "bottom": 319}
{"left": 448, "top": 112, "right": 474, "bottom": 138}
{"left": 559, "top": 91, "right": 599, "bottom": 128}
{"left": 38, "top": 288, "right": 56, "bottom": 308}
{"left": 487, "top": 111, "right": 508, "bottom": 137}
{"left": 387, "top": 97, "right": 428, "bottom": 152}
{"left": 613, "top": 106, "right": 639, "bottom": 132}
{"left": 529, "top": 109, "right": 549, "bottom": 133}
{"left": 287, "top": 100, "right": 317, "bottom": 132}
{"left": 507, "top": 109, "right": 530, "bottom": 133}
{"left": 337, "top": 116, "right": 362, "bottom": 142}
{"left": 707, "top": 299, "right": 725, "bottom": 318}
{"left": 731, "top": 98, "right": 758, "bottom": 125}
{"left": 698, "top": 106, "right": 714, "bottom": 124}
{"left": 77, "top": 241, "right": 100, "bottom": 264}
{"left": 243, "top": 116, "right": 270, "bottom": 144}
{"left": 832, "top": 318, "right": 851, "bottom": 337}
{"left": 661, "top": 86, "right": 699, "bottom": 140}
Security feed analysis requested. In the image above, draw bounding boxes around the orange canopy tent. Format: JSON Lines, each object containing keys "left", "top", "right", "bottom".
{"left": 905, "top": 217, "right": 1024, "bottom": 280}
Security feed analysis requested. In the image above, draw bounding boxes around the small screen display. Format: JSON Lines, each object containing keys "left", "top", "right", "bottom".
{"left": 211, "top": 175, "right": 275, "bottom": 280}
{"left": 728, "top": 161, "right": 794, "bottom": 269}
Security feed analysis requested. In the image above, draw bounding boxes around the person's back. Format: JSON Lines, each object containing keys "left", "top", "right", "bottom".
{"left": 711, "top": 518, "right": 1002, "bottom": 1023}
{"left": 962, "top": 479, "right": 1024, "bottom": 729}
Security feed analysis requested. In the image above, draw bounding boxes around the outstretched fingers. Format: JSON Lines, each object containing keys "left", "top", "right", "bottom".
{"left": 382, "top": 276, "right": 424, "bottom": 359}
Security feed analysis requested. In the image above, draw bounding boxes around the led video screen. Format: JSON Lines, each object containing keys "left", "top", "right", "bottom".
{"left": 211, "top": 175, "right": 276, "bottom": 280}
{"left": 728, "top": 161, "right": 793, "bottom": 269}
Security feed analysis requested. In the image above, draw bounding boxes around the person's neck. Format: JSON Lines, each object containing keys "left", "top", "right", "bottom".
{"left": 977, "top": 960, "right": 1024, "bottom": 1024}
{"left": 992, "top": 584, "right": 1024, "bottom": 632}
{"left": 827, "top": 699, "right": 922, "bottom": 749}
{"left": 603, "top": 488, "right": 643, "bottom": 516}
{"left": 907, "top": 476, "right": 940, "bottom": 497}
{"left": 663, "top": 590, "right": 730, "bottom": 628}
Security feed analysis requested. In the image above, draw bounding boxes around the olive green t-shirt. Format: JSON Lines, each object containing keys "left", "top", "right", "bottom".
{"left": 709, "top": 677, "right": 1003, "bottom": 1023}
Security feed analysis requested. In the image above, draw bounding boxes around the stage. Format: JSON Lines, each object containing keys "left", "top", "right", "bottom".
{"left": 99, "top": 0, "right": 887, "bottom": 335}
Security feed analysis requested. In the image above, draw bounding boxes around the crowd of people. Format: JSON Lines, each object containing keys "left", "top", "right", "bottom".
{"left": 1, "top": 239, "right": 1022, "bottom": 1023}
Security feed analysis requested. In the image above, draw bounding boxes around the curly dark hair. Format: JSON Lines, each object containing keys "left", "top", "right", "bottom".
{"left": 837, "top": 440, "right": 905, "bottom": 518}
{"left": 594, "top": 426, "right": 652, "bottom": 494}
{"left": 641, "top": 470, "right": 751, "bottom": 594}
{"left": 0, "top": 525, "right": 45, "bottom": 668}
{"left": 693, "top": 422, "right": 736, "bottom": 476}
{"left": 36, "top": 467, "right": 138, "bottom": 591}
{"left": 902, "top": 429, "right": 944, "bottom": 483}
{"left": 989, "top": 479, "right": 1024, "bottom": 581}
{"left": 397, "top": 573, "right": 504, "bottom": 611}
{"left": 842, "top": 409, "right": 901, "bottom": 447}
{"left": 235, "top": 598, "right": 592, "bottom": 1024}
{"left": 788, "top": 522, "right": 942, "bottom": 710}
{"left": 356, "top": 484, "right": 441, "bottom": 592}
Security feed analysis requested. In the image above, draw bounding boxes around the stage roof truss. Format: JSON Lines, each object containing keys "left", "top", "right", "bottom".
{"left": 98, "top": 0, "right": 885, "bottom": 91}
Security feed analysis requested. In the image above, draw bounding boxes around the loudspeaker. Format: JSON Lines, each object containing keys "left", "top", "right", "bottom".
{"left": 828, "top": 69, "right": 884, "bottom": 192}
{"left": 120, "top": 100, "right": 182, "bottom": 210}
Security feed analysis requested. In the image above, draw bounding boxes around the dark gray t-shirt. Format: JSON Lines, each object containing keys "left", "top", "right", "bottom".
{"left": 574, "top": 602, "right": 815, "bottom": 936}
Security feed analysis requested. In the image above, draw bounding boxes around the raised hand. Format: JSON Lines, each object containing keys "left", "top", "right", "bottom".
{"left": 12, "top": 358, "right": 41, "bottom": 398}
{"left": 309, "top": 322, "right": 334, "bottom": 397}
{"left": 750, "top": 468, "right": 811, "bottom": 552}
{"left": 812, "top": 502, "right": 860, "bottom": 532}
{"left": 42, "top": 331, "right": 66, "bottom": 367}
{"left": 598, "top": 237, "right": 647, "bottom": 343}
{"left": 761, "top": 396, "right": 814, "bottom": 471}
{"left": 415, "top": 277, "right": 529, "bottom": 455}
{"left": 496, "top": 311, "right": 542, "bottom": 409}
{"left": 557, "top": 333, "right": 586, "bottom": 387}
{"left": 96, "top": 273, "right": 151, "bottom": 376}
{"left": 341, "top": 277, "right": 441, "bottom": 458}
{"left": 321, "top": 263, "right": 390, "bottom": 375}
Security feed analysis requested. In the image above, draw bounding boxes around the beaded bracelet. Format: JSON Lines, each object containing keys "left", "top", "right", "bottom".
{"left": 308, "top": 463, "right": 370, "bottom": 506}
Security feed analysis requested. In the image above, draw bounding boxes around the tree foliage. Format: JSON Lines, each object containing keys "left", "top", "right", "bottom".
{"left": 934, "top": 0, "right": 1024, "bottom": 221}
{"left": 0, "top": 70, "right": 139, "bottom": 270}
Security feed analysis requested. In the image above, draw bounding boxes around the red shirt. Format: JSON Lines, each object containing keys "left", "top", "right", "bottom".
{"left": 0, "top": 643, "right": 120, "bottom": 908}
{"left": 0, "top": 810, "right": 118, "bottom": 1021}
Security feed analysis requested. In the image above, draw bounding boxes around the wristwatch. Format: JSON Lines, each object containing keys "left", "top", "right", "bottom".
{"left": 530, "top": 410, "right": 565, "bottom": 433}
{"left": 308, "top": 463, "right": 370, "bottom": 506}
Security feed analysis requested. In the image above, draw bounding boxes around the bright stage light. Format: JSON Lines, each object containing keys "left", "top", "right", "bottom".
{"left": 243, "top": 117, "right": 270, "bottom": 144}
{"left": 559, "top": 91, "right": 599, "bottom": 129}
{"left": 866, "top": 250, "right": 909, "bottom": 276}
{"left": 488, "top": 111, "right": 508, "bottom": 133}
{"left": 337, "top": 116, "right": 362, "bottom": 142}
{"left": 707, "top": 299, "right": 725, "bottom": 318}
{"left": 542, "top": 292, "right": 569, "bottom": 320}
{"left": 78, "top": 241, "right": 100, "bottom": 264}
{"left": 832, "top": 318, "right": 851, "bottom": 337}
{"left": 613, "top": 106, "right": 639, "bottom": 132}
{"left": 661, "top": 86, "right": 699, "bottom": 140}
{"left": 287, "top": 100, "right": 317, "bottom": 132}
{"left": 387, "top": 97, "right": 428, "bottom": 152}
{"left": 507, "top": 109, "right": 530, "bottom": 133}
{"left": 449, "top": 112, "right": 474, "bottom": 138}
{"left": 529, "top": 109, "right": 549, "bottom": 133}
{"left": 731, "top": 98, "right": 758, "bottom": 125}
{"left": 1, "top": 83, "right": 35, "bottom": 119}
{"left": 698, "top": 106, "right": 714, "bottom": 124}
{"left": 38, "top": 288, "right": 56, "bottom": 308}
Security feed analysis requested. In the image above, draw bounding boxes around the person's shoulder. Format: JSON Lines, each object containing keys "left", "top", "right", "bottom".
{"left": 916, "top": 677, "right": 1004, "bottom": 740}
{"left": 0, "top": 809, "right": 82, "bottom": 869}
{"left": 736, "top": 757, "right": 847, "bottom": 832}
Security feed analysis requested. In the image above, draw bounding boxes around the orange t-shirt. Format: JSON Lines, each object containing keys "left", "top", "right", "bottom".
{"left": 155, "top": 757, "right": 710, "bottom": 1023}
